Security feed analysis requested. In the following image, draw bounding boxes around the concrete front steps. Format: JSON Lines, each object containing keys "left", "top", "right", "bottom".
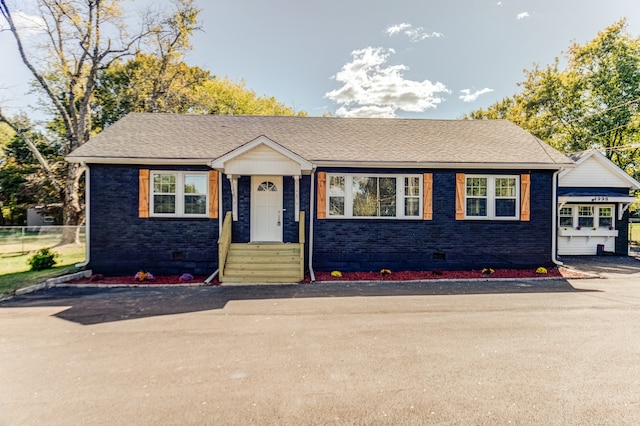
{"left": 220, "top": 243, "right": 304, "bottom": 284}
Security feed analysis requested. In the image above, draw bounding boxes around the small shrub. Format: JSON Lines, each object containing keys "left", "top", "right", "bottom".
{"left": 481, "top": 268, "right": 495, "bottom": 275}
{"left": 27, "top": 248, "right": 58, "bottom": 271}
{"left": 330, "top": 270, "right": 342, "bottom": 278}
{"left": 179, "top": 273, "right": 194, "bottom": 282}
{"left": 536, "top": 267, "right": 548, "bottom": 275}
{"left": 134, "top": 270, "right": 155, "bottom": 282}
{"left": 380, "top": 269, "right": 392, "bottom": 276}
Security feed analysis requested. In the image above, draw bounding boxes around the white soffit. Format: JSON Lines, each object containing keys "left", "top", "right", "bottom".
{"left": 210, "top": 135, "right": 313, "bottom": 175}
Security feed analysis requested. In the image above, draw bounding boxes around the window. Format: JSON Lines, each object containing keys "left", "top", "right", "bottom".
{"left": 329, "top": 175, "right": 345, "bottom": 216}
{"left": 578, "top": 206, "right": 594, "bottom": 228}
{"left": 599, "top": 207, "right": 612, "bottom": 228}
{"left": 404, "top": 177, "right": 421, "bottom": 217}
{"left": 558, "top": 205, "right": 615, "bottom": 229}
{"left": 258, "top": 181, "right": 277, "bottom": 192}
{"left": 326, "top": 174, "right": 422, "bottom": 219}
{"left": 465, "top": 175, "right": 519, "bottom": 219}
{"left": 151, "top": 171, "right": 208, "bottom": 217}
{"left": 559, "top": 207, "right": 573, "bottom": 227}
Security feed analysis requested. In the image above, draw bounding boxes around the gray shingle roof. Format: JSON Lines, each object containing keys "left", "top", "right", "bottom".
{"left": 67, "top": 113, "right": 573, "bottom": 168}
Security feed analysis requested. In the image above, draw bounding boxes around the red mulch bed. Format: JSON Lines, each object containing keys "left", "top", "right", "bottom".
{"left": 71, "top": 274, "right": 214, "bottom": 285}
{"left": 308, "top": 267, "right": 574, "bottom": 283}
{"left": 69, "top": 267, "right": 589, "bottom": 286}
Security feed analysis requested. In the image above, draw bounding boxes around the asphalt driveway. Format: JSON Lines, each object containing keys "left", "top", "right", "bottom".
{"left": 1, "top": 257, "right": 640, "bottom": 425}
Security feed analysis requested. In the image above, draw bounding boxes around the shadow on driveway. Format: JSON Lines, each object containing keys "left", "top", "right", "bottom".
{"left": 560, "top": 255, "right": 640, "bottom": 276}
{"left": 1, "top": 278, "right": 595, "bottom": 326}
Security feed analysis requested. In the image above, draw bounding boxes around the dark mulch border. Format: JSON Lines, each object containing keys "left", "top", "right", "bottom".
{"left": 67, "top": 266, "right": 590, "bottom": 286}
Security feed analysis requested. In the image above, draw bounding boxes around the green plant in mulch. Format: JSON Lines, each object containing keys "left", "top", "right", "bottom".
{"left": 26, "top": 248, "right": 58, "bottom": 271}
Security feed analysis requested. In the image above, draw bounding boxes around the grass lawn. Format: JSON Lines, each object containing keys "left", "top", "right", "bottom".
{"left": 630, "top": 223, "right": 640, "bottom": 244}
{"left": 0, "top": 243, "right": 86, "bottom": 297}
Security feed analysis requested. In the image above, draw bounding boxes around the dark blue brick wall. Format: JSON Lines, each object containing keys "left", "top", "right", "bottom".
{"left": 88, "top": 164, "right": 555, "bottom": 276}
{"left": 88, "top": 164, "right": 218, "bottom": 276}
{"left": 311, "top": 169, "right": 555, "bottom": 272}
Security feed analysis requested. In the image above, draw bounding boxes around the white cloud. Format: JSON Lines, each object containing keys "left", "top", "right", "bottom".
{"left": 496, "top": 1, "right": 502, "bottom": 5}
{"left": 516, "top": 12, "right": 530, "bottom": 20}
{"left": 335, "top": 105, "right": 396, "bottom": 118}
{"left": 326, "top": 47, "right": 450, "bottom": 118}
{"left": 385, "top": 23, "right": 443, "bottom": 42}
{"left": 0, "top": 11, "right": 46, "bottom": 35}
{"left": 459, "top": 88, "right": 494, "bottom": 103}
{"left": 385, "top": 23, "right": 412, "bottom": 36}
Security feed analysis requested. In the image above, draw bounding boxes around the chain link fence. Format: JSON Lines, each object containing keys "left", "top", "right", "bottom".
{"left": 0, "top": 226, "right": 86, "bottom": 257}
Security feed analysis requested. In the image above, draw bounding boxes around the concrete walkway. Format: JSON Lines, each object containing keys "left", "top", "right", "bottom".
{"left": 1, "top": 258, "right": 640, "bottom": 425}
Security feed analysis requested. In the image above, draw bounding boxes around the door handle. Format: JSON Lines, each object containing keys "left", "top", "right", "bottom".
{"left": 277, "top": 210, "right": 281, "bottom": 226}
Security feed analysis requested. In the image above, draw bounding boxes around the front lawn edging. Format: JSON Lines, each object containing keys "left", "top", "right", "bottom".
{"left": 13, "top": 270, "right": 93, "bottom": 297}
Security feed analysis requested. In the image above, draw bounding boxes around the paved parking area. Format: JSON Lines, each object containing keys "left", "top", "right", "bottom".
{"left": 1, "top": 258, "right": 640, "bottom": 425}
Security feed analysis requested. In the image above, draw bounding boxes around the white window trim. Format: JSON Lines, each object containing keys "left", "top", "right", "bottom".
{"left": 150, "top": 171, "right": 209, "bottom": 218}
{"left": 464, "top": 175, "right": 520, "bottom": 220}
{"left": 326, "top": 173, "right": 423, "bottom": 219}
{"left": 558, "top": 204, "right": 615, "bottom": 229}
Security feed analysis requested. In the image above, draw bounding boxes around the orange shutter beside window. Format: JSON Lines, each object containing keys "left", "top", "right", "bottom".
{"left": 208, "top": 170, "right": 219, "bottom": 219}
{"left": 423, "top": 173, "right": 433, "bottom": 220}
{"left": 139, "top": 169, "right": 149, "bottom": 218}
{"left": 317, "top": 172, "right": 327, "bottom": 219}
{"left": 455, "top": 173, "right": 465, "bottom": 220}
{"left": 520, "top": 174, "right": 531, "bottom": 221}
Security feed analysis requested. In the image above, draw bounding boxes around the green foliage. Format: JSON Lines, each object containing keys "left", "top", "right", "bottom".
{"left": 27, "top": 248, "right": 59, "bottom": 271}
{"left": 93, "top": 55, "right": 306, "bottom": 131}
{"left": 0, "top": 117, "right": 62, "bottom": 225}
{"left": 468, "top": 19, "right": 640, "bottom": 178}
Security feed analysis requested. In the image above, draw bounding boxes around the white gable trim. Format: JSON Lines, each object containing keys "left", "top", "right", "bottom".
{"left": 210, "top": 135, "right": 313, "bottom": 175}
{"left": 559, "top": 149, "right": 640, "bottom": 190}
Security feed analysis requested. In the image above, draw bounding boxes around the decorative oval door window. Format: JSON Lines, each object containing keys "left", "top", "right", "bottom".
{"left": 258, "top": 181, "right": 278, "bottom": 192}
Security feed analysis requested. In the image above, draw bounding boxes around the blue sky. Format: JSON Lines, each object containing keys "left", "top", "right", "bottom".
{"left": 2, "top": 0, "right": 640, "bottom": 119}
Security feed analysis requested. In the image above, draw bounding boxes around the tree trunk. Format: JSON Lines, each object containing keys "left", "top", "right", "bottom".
{"left": 60, "top": 163, "right": 85, "bottom": 245}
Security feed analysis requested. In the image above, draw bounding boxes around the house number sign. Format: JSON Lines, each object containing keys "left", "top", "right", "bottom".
{"left": 591, "top": 197, "right": 609, "bottom": 201}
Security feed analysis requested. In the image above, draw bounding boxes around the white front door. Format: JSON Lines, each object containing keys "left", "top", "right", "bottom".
{"left": 251, "top": 176, "right": 283, "bottom": 242}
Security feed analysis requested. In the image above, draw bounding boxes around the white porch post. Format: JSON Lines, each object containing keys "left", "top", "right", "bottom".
{"left": 294, "top": 175, "right": 300, "bottom": 222}
{"left": 227, "top": 174, "right": 239, "bottom": 221}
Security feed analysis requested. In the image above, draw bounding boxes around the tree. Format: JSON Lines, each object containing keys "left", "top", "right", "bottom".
{"left": 0, "top": 117, "right": 61, "bottom": 224}
{"left": 93, "top": 56, "right": 306, "bottom": 131}
{"left": 469, "top": 19, "right": 640, "bottom": 178}
{"left": 0, "top": 0, "right": 200, "bottom": 241}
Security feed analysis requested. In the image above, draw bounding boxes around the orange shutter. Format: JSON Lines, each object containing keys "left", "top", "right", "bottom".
{"left": 423, "top": 173, "right": 433, "bottom": 220}
{"left": 520, "top": 174, "right": 531, "bottom": 221}
{"left": 317, "top": 172, "right": 327, "bottom": 219}
{"left": 139, "top": 169, "right": 149, "bottom": 218}
{"left": 455, "top": 173, "right": 465, "bottom": 220}
{"left": 208, "top": 170, "right": 219, "bottom": 219}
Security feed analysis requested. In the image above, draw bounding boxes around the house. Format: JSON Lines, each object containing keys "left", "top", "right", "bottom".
{"left": 557, "top": 149, "right": 640, "bottom": 256}
{"left": 66, "top": 113, "right": 575, "bottom": 282}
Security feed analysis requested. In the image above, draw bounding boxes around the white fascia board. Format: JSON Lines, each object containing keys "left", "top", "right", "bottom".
{"left": 311, "top": 161, "right": 575, "bottom": 170}
{"left": 66, "top": 156, "right": 211, "bottom": 165}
